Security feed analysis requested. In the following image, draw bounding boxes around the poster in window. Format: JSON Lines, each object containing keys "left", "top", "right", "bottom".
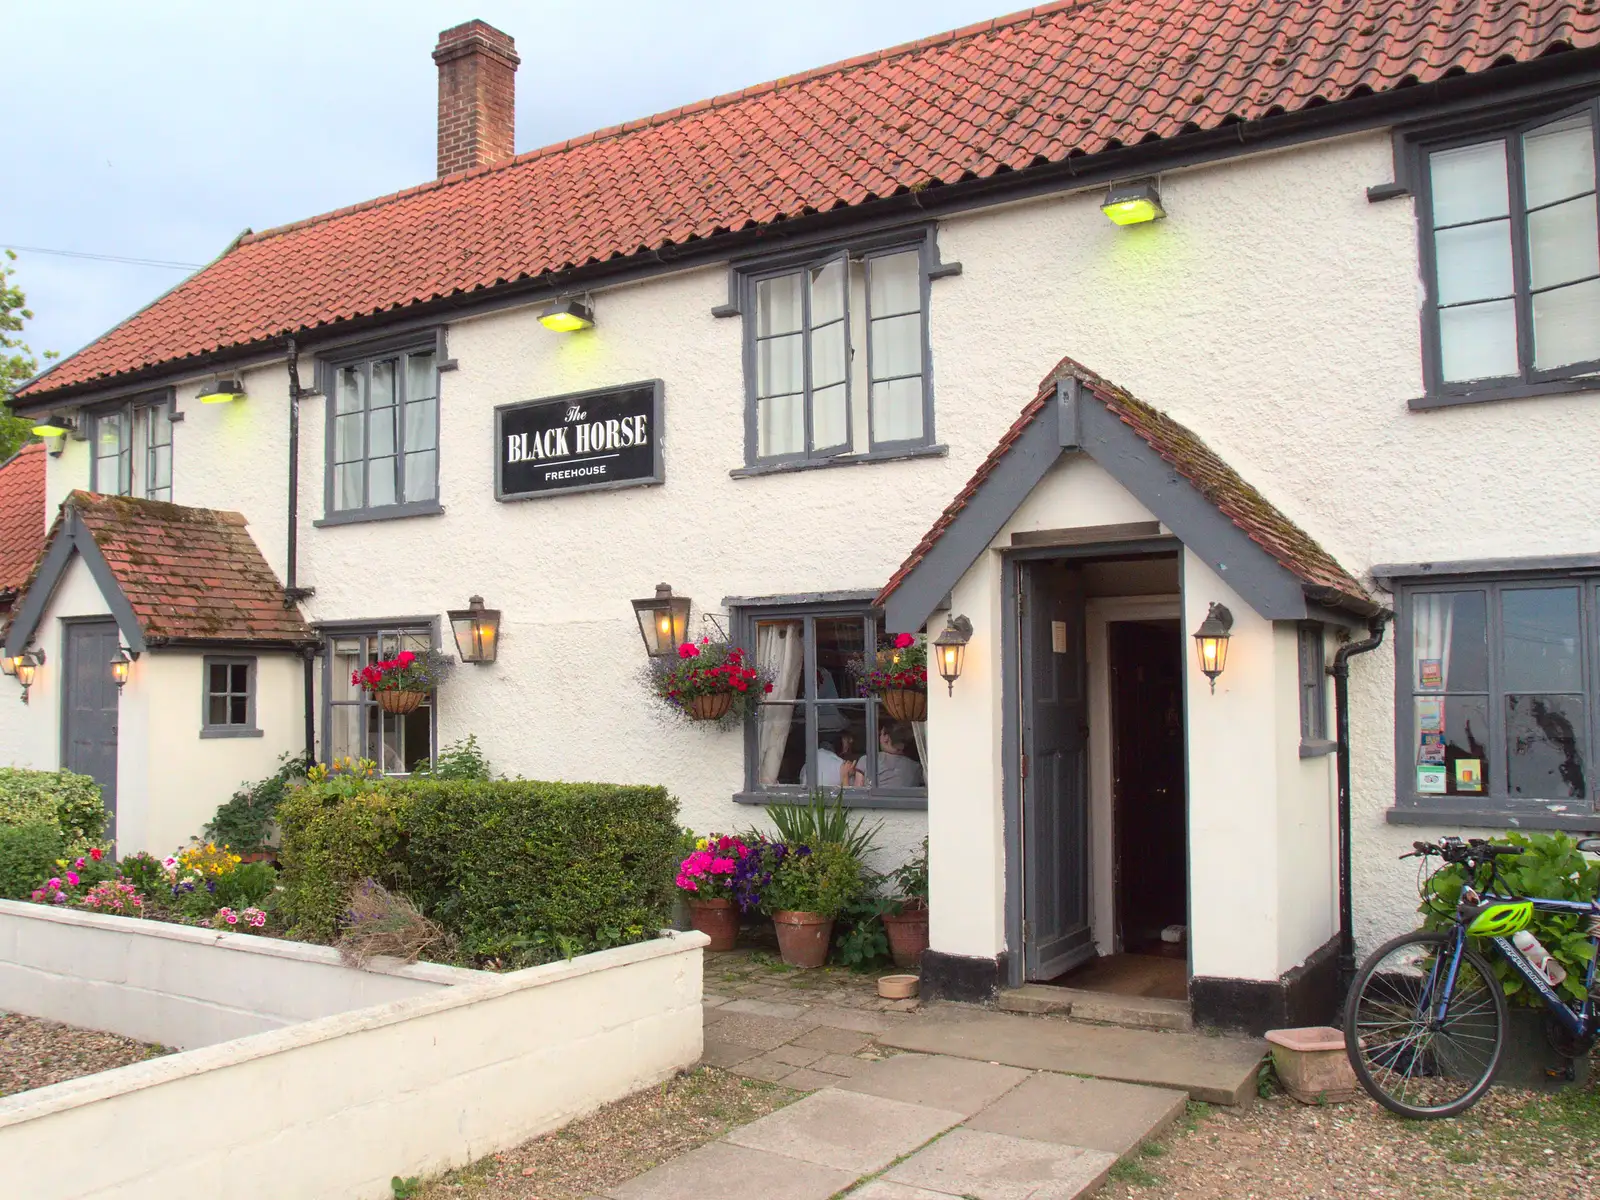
{"left": 1418, "top": 732, "right": 1446, "bottom": 765}
{"left": 1417, "top": 697, "right": 1443, "bottom": 733}
{"left": 1455, "top": 758, "right": 1483, "bottom": 793}
{"left": 1417, "top": 765, "right": 1448, "bottom": 795}
{"left": 1418, "top": 658, "right": 1444, "bottom": 690}
{"left": 495, "top": 381, "right": 664, "bottom": 501}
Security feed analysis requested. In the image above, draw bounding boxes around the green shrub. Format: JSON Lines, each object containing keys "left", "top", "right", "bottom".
{"left": 760, "top": 843, "right": 862, "bottom": 919}
{"left": 119, "top": 852, "right": 168, "bottom": 899}
{"left": 766, "top": 790, "right": 882, "bottom": 860}
{"left": 204, "top": 753, "right": 308, "bottom": 853}
{"left": 275, "top": 782, "right": 407, "bottom": 940}
{"left": 0, "top": 822, "right": 66, "bottom": 899}
{"left": 0, "top": 768, "right": 106, "bottom": 848}
{"left": 412, "top": 735, "right": 495, "bottom": 781}
{"left": 212, "top": 861, "right": 278, "bottom": 910}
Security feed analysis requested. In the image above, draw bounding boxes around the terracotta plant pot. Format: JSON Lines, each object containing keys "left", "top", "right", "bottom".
{"left": 376, "top": 689, "right": 424, "bottom": 715}
{"left": 687, "top": 692, "right": 733, "bottom": 721}
{"left": 882, "top": 903, "right": 929, "bottom": 968}
{"left": 687, "top": 897, "right": 739, "bottom": 951}
{"left": 881, "top": 688, "right": 927, "bottom": 723}
{"left": 772, "top": 910, "right": 834, "bottom": 968}
{"left": 877, "top": 974, "right": 920, "bottom": 1000}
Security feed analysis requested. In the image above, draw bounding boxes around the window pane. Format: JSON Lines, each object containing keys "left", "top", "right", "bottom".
{"left": 403, "top": 450, "right": 437, "bottom": 503}
{"left": 1533, "top": 278, "right": 1600, "bottom": 370}
{"left": 756, "top": 703, "right": 804, "bottom": 786}
{"left": 404, "top": 399, "right": 437, "bottom": 453}
{"left": 336, "top": 366, "right": 365, "bottom": 414}
{"left": 1434, "top": 220, "right": 1514, "bottom": 304}
{"left": 405, "top": 352, "right": 437, "bottom": 403}
{"left": 871, "top": 377, "right": 924, "bottom": 443}
{"left": 755, "top": 620, "right": 805, "bottom": 696}
{"left": 1413, "top": 695, "right": 1490, "bottom": 797}
{"left": 812, "top": 384, "right": 848, "bottom": 450}
{"left": 815, "top": 617, "right": 867, "bottom": 701}
{"left": 810, "top": 321, "right": 847, "bottom": 388}
{"left": 810, "top": 259, "right": 846, "bottom": 326}
{"left": 873, "top": 700, "right": 926, "bottom": 789}
{"left": 96, "top": 414, "right": 123, "bottom": 457}
{"left": 1411, "top": 591, "right": 1488, "bottom": 693}
{"left": 1527, "top": 194, "right": 1599, "bottom": 290}
{"left": 869, "top": 250, "right": 920, "bottom": 315}
{"left": 230, "top": 664, "right": 249, "bottom": 693}
{"left": 208, "top": 696, "right": 228, "bottom": 726}
{"left": 1506, "top": 694, "right": 1586, "bottom": 800}
{"left": 400, "top": 704, "right": 431, "bottom": 774}
{"left": 369, "top": 456, "right": 398, "bottom": 507}
{"left": 757, "top": 333, "right": 803, "bottom": 399}
{"left": 871, "top": 312, "right": 923, "bottom": 378}
{"left": 150, "top": 444, "right": 172, "bottom": 493}
{"left": 1439, "top": 300, "right": 1518, "bottom": 381}
{"left": 756, "top": 273, "right": 803, "bottom": 337}
{"left": 330, "top": 705, "right": 361, "bottom": 761}
{"left": 371, "top": 358, "right": 396, "bottom": 408}
{"left": 334, "top": 462, "right": 364, "bottom": 511}
{"left": 758, "top": 394, "right": 804, "bottom": 458}
{"left": 334, "top": 413, "right": 364, "bottom": 462}
{"left": 230, "top": 696, "right": 248, "bottom": 726}
{"left": 208, "top": 663, "right": 228, "bottom": 693}
{"left": 1429, "top": 140, "right": 1509, "bottom": 227}
{"left": 1524, "top": 113, "right": 1596, "bottom": 209}
{"left": 1501, "top": 587, "right": 1581, "bottom": 693}
{"left": 368, "top": 404, "right": 397, "bottom": 458}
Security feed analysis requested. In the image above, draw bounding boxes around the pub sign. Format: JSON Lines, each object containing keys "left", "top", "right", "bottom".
{"left": 494, "top": 380, "right": 664, "bottom": 501}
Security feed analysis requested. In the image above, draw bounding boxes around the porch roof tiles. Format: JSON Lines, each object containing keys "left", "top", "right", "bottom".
{"left": 0, "top": 444, "right": 46, "bottom": 600}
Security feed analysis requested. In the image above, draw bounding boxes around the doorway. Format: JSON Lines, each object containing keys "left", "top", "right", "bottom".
{"left": 62, "top": 619, "right": 120, "bottom": 839}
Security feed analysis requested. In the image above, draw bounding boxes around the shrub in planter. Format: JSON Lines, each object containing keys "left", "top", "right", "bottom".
{"left": 760, "top": 843, "right": 862, "bottom": 968}
{"left": 766, "top": 791, "right": 883, "bottom": 860}
{"left": 882, "top": 837, "right": 930, "bottom": 968}
{"left": 0, "top": 767, "right": 106, "bottom": 852}
{"left": 0, "top": 823, "right": 66, "bottom": 900}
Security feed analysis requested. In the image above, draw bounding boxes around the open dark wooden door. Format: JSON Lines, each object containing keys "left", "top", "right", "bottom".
{"left": 1020, "top": 560, "right": 1092, "bottom": 979}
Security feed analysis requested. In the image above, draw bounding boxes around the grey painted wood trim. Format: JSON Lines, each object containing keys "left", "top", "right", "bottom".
{"left": 1010, "top": 521, "right": 1162, "bottom": 547}
{"left": 731, "top": 790, "right": 926, "bottom": 811}
{"left": 722, "top": 589, "right": 880, "bottom": 609}
{"left": 1385, "top": 804, "right": 1600, "bottom": 833}
{"left": 1372, "top": 552, "right": 1600, "bottom": 582}
{"left": 200, "top": 654, "right": 258, "bottom": 736}
{"left": 730, "top": 443, "right": 947, "bottom": 478}
{"left": 313, "top": 501, "right": 446, "bottom": 528}
{"left": 1000, "top": 555, "right": 1023, "bottom": 989}
{"left": 1299, "top": 739, "right": 1337, "bottom": 759}
{"left": 5, "top": 510, "right": 146, "bottom": 656}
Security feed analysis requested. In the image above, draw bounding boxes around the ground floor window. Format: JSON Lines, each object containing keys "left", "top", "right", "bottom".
{"left": 326, "top": 627, "right": 435, "bottom": 774}
{"left": 201, "top": 656, "right": 257, "bottom": 737}
{"left": 735, "top": 602, "right": 927, "bottom": 804}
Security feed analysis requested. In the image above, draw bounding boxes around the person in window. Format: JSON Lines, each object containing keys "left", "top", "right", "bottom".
{"left": 816, "top": 729, "right": 864, "bottom": 790}
{"left": 847, "top": 722, "right": 924, "bottom": 789}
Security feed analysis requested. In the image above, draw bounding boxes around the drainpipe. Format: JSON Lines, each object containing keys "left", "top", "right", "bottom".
{"left": 284, "top": 337, "right": 317, "bottom": 766}
{"left": 1331, "top": 615, "right": 1390, "bottom": 994}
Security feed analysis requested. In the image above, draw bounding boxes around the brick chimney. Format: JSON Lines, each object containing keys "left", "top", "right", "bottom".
{"left": 433, "top": 20, "right": 519, "bottom": 177}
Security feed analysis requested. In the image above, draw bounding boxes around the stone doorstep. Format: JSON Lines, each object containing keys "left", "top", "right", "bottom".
{"left": 997, "top": 985, "right": 1192, "bottom": 1032}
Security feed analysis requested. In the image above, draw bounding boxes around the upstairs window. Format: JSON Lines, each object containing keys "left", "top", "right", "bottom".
{"left": 1419, "top": 103, "right": 1600, "bottom": 398}
{"left": 323, "top": 344, "right": 440, "bottom": 522}
{"left": 89, "top": 395, "right": 172, "bottom": 499}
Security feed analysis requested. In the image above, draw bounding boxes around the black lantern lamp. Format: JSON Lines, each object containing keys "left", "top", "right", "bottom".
{"left": 197, "top": 376, "right": 247, "bottom": 404}
{"left": 632, "top": 583, "right": 691, "bottom": 659}
{"left": 932, "top": 614, "right": 973, "bottom": 696}
{"left": 14, "top": 649, "right": 41, "bottom": 704}
{"left": 1193, "top": 603, "right": 1234, "bottom": 693}
{"left": 0, "top": 653, "right": 18, "bottom": 677}
{"left": 449, "top": 596, "right": 501, "bottom": 664}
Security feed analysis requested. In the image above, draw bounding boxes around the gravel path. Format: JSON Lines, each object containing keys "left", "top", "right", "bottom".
{"left": 0, "top": 1012, "right": 171, "bottom": 1098}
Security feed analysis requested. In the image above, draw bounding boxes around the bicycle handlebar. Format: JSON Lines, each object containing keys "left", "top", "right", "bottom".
{"left": 1401, "top": 837, "right": 1524, "bottom": 865}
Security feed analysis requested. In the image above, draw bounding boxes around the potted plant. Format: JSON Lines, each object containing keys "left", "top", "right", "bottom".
{"left": 675, "top": 833, "right": 764, "bottom": 951}
{"left": 648, "top": 636, "right": 772, "bottom": 726}
{"left": 351, "top": 649, "right": 452, "bottom": 715}
{"left": 881, "top": 837, "right": 929, "bottom": 968}
{"left": 760, "top": 842, "right": 861, "bottom": 968}
{"left": 855, "top": 632, "right": 928, "bottom": 723}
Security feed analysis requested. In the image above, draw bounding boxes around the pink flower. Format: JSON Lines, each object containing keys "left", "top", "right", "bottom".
{"left": 66, "top": 872, "right": 79, "bottom": 887}
{"left": 709, "top": 857, "right": 735, "bottom": 874}
{"left": 894, "top": 632, "right": 916, "bottom": 649}
{"left": 74, "top": 857, "right": 86, "bottom": 869}
{"left": 46, "top": 877, "right": 61, "bottom": 890}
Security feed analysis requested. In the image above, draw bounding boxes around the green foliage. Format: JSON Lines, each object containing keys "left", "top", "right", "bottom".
{"left": 889, "top": 837, "right": 929, "bottom": 909}
{"left": 765, "top": 791, "right": 883, "bottom": 860}
{"left": 211, "top": 861, "right": 277, "bottom": 910}
{"left": 832, "top": 892, "right": 890, "bottom": 969}
{"left": 119, "top": 852, "right": 168, "bottom": 899}
{"left": 391, "top": 1176, "right": 422, "bottom": 1199}
{"left": 275, "top": 782, "right": 407, "bottom": 940}
{"left": 760, "top": 843, "right": 862, "bottom": 919}
{"left": 412, "top": 734, "right": 494, "bottom": 781}
{"left": 0, "top": 823, "right": 65, "bottom": 899}
{"left": 204, "top": 753, "right": 309, "bottom": 853}
{"left": 0, "top": 767, "right": 107, "bottom": 850}
{"left": 0, "top": 251, "right": 55, "bottom": 460}
{"left": 1420, "top": 831, "right": 1600, "bottom": 1006}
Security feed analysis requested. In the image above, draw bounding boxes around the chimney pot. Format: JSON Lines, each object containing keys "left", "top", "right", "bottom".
{"left": 433, "top": 19, "right": 519, "bottom": 178}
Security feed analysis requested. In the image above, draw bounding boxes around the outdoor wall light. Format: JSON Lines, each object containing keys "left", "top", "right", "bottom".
{"left": 197, "top": 376, "right": 247, "bottom": 404}
{"left": 30, "top": 413, "right": 74, "bottom": 438}
{"left": 110, "top": 648, "right": 134, "bottom": 689}
{"left": 1193, "top": 603, "right": 1234, "bottom": 693}
{"left": 632, "top": 583, "right": 691, "bottom": 659}
{"left": 538, "top": 296, "right": 595, "bottom": 333}
{"left": 932, "top": 614, "right": 973, "bottom": 696}
{"left": 14, "top": 650, "right": 41, "bottom": 703}
{"left": 449, "top": 595, "right": 502, "bottom": 664}
{"left": 1100, "top": 180, "right": 1166, "bottom": 226}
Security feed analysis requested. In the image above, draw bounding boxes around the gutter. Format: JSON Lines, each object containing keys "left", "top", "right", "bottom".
{"left": 1330, "top": 615, "right": 1392, "bottom": 995}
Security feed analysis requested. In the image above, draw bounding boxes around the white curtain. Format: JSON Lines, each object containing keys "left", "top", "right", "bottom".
{"left": 758, "top": 622, "right": 804, "bottom": 785}
{"left": 910, "top": 721, "right": 928, "bottom": 782}
{"left": 1413, "top": 594, "right": 1455, "bottom": 691}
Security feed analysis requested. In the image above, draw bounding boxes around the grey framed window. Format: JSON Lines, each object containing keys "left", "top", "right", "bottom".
{"left": 324, "top": 626, "right": 436, "bottom": 775}
{"left": 320, "top": 340, "right": 441, "bottom": 524}
{"left": 1298, "top": 623, "right": 1331, "bottom": 755}
{"left": 89, "top": 393, "right": 173, "bottom": 499}
{"left": 1414, "top": 99, "right": 1600, "bottom": 403}
{"left": 201, "top": 656, "right": 259, "bottom": 738}
{"left": 733, "top": 600, "right": 927, "bottom": 810}
{"left": 1393, "top": 573, "right": 1597, "bottom": 818}
{"left": 742, "top": 241, "right": 932, "bottom": 466}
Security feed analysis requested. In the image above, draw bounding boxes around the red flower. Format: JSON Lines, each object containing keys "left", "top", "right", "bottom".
{"left": 90, "top": 847, "right": 103, "bottom": 862}
{"left": 678, "top": 643, "right": 700, "bottom": 659}
{"left": 763, "top": 682, "right": 774, "bottom": 693}
{"left": 894, "top": 632, "right": 916, "bottom": 649}
{"left": 397, "top": 650, "right": 416, "bottom": 667}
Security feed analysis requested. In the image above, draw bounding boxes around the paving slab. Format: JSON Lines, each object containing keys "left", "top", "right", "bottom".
{"left": 805, "top": 1005, "right": 900, "bottom": 1034}
{"left": 965, "top": 1072, "right": 1187, "bottom": 1158}
{"left": 810, "top": 1052, "right": 870, "bottom": 1077}
{"left": 838, "top": 1053, "right": 1032, "bottom": 1118}
{"left": 711, "top": 1012, "right": 809, "bottom": 1051}
{"left": 699, "top": 1035, "right": 760, "bottom": 1068}
{"left": 791, "top": 1025, "right": 873, "bottom": 1054}
{"left": 723, "top": 1087, "right": 963, "bottom": 1175}
{"left": 607, "top": 1140, "right": 854, "bottom": 1200}
{"left": 769, "top": 1044, "right": 826, "bottom": 1068}
{"left": 703, "top": 1004, "right": 731, "bottom": 1025}
{"left": 781, "top": 1067, "right": 850, "bottom": 1091}
{"left": 729, "top": 1056, "right": 799, "bottom": 1084}
{"left": 721, "top": 998, "right": 812, "bottom": 1019}
{"left": 877, "top": 1007, "right": 1262, "bottom": 1105}
{"left": 883, "top": 1128, "right": 1117, "bottom": 1200}
{"left": 847, "top": 1183, "right": 955, "bottom": 1200}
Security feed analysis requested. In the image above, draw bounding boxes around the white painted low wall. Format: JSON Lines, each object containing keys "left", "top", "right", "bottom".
{"left": 0, "top": 899, "right": 483, "bottom": 1049}
{"left": 0, "top": 915, "right": 708, "bottom": 1200}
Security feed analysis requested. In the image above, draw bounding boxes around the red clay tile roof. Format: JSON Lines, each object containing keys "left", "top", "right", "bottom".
{"left": 41, "top": 492, "right": 315, "bottom": 646}
{"left": 23, "top": 0, "right": 1599, "bottom": 399}
{"left": 876, "top": 356, "right": 1378, "bottom": 614}
{"left": 0, "top": 444, "right": 46, "bottom": 599}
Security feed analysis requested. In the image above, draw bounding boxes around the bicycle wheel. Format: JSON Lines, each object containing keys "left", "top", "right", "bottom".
{"left": 1344, "top": 930, "right": 1506, "bottom": 1119}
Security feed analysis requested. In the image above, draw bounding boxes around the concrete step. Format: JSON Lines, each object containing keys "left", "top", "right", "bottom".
{"left": 878, "top": 1003, "right": 1264, "bottom": 1106}
{"left": 998, "top": 984, "right": 1192, "bottom": 1031}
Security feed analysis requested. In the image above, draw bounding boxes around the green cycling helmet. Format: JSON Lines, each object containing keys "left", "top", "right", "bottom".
{"left": 1464, "top": 899, "right": 1534, "bottom": 937}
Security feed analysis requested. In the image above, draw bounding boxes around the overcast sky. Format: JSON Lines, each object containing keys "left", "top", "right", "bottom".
{"left": 5, "top": 0, "right": 1008, "bottom": 366}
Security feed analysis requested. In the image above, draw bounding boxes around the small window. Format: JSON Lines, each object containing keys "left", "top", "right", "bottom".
{"left": 91, "top": 397, "right": 173, "bottom": 499}
{"left": 325, "top": 627, "right": 435, "bottom": 775}
{"left": 90, "top": 408, "right": 130, "bottom": 496}
{"left": 745, "top": 244, "right": 931, "bottom": 465}
{"left": 201, "top": 656, "right": 259, "bottom": 738}
{"left": 326, "top": 347, "right": 439, "bottom": 520}
{"left": 1417, "top": 102, "right": 1600, "bottom": 398}
{"left": 1298, "top": 623, "right": 1328, "bottom": 748}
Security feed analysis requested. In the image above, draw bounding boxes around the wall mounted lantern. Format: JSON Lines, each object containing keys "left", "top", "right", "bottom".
{"left": 0, "top": 653, "right": 19, "bottom": 677}
{"left": 632, "top": 583, "right": 691, "bottom": 659}
{"left": 110, "top": 647, "right": 134, "bottom": 689}
{"left": 14, "top": 649, "right": 41, "bottom": 703}
{"left": 1100, "top": 180, "right": 1166, "bottom": 226}
{"left": 538, "top": 296, "right": 595, "bottom": 333}
{"left": 30, "top": 414, "right": 74, "bottom": 456}
{"left": 449, "top": 595, "right": 502, "bottom": 664}
{"left": 197, "top": 376, "right": 247, "bottom": 404}
{"left": 1193, "top": 603, "right": 1234, "bottom": 693}
{"left": 932, "top": 614, "right": 973, "bottom": 696}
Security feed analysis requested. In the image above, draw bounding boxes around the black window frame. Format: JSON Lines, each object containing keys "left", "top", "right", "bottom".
{"left": 88, "top": 390, "right": 174, "bottom": 499}
{"left": 200, "top": 655, "right": 261, "bottom": 739}
{"left": 731, "top": 596, "right": 928, "bottom": 811}
{"left": 320, "top": 620, "right": 439, "bottom": 776}
{"left": 315, "top": 331, "right": 446, "bottom": 527}
{"left": 1406, "top": 95, "right": 1600, "bottom": 408}
{"left": 1298, "top": 622, "right": 1333, "bottom": 757}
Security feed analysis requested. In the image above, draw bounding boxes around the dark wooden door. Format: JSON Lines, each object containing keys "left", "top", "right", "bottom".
{"left": 1021, "top": 560, "right": 1092, "bottom": 979}
{"left": 63, "top": 620, "right": 119, "bottom": 837}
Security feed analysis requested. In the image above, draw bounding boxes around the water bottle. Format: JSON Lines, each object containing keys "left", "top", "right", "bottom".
{"left": 1512, "top": 930, "right": 1568, "bottom": 987}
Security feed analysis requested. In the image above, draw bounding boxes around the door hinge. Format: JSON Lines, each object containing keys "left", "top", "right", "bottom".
{"left": 1020, "top": 752, "right": 1028, "bottom": 780}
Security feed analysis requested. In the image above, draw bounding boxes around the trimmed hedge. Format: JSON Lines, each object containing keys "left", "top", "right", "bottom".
{"left": 276, "top": 778, "right": 680, "bottom": 967}
{"left": 0, "top": 822, "right": 66, "bottom": 900}
{"left": 0, "top": 768, "right": 106, "bottom": 850}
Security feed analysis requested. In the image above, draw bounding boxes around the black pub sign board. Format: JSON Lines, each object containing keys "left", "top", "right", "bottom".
{"left": 494, "top": 380, "right": 664, "bottom": 501}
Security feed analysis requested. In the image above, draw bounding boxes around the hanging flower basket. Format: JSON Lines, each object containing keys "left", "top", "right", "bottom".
{"left": 646, "top": 637, "right": 774, "bottom": 729}
{"left": 687, "top": 692, "right": 734, "bottom": 722}
{"left": 376, "top": 689, "right": 425, "bottom": 715}
{"left": 352, "top": 648, "right": 452, "bottom": 715}
{"left": 853, "top": 633, "right": 929, "bottom": 718}
{"left": 882, "top": 689, "right": 927, "bottom": 722}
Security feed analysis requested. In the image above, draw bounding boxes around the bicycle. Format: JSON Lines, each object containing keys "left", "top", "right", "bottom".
{"left": 1343, "top": 834, "right": 1600, "bottom": 1119}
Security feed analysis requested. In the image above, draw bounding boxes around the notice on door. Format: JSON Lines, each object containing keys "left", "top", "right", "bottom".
{"left": 1051, "top": 620, "right": 1068, "bottom": 654}
{"left": 495, "top": 380, "right": 664, "bottom": 501}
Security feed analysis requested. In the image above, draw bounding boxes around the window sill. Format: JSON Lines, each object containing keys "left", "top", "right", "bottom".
{"left": 1408, "top": 375, "right": 1600, "bottom": 411}
{"left": 314, "top": 501, "right": 445, "bottom": 528}
{"left": 1299, "top": 738, "right": 1337, "bottom": 759}
{"left": 1386, "top": 803, "right": 1600, "bottom": 833}
{"left": 200, "top": 727, "right": 264, "bottom": 739}
{"left": 733, "top": 790, "right": 927, "bottom": 812}
{"left": 731, "top": 444, "right": 948, "bottom": 479}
